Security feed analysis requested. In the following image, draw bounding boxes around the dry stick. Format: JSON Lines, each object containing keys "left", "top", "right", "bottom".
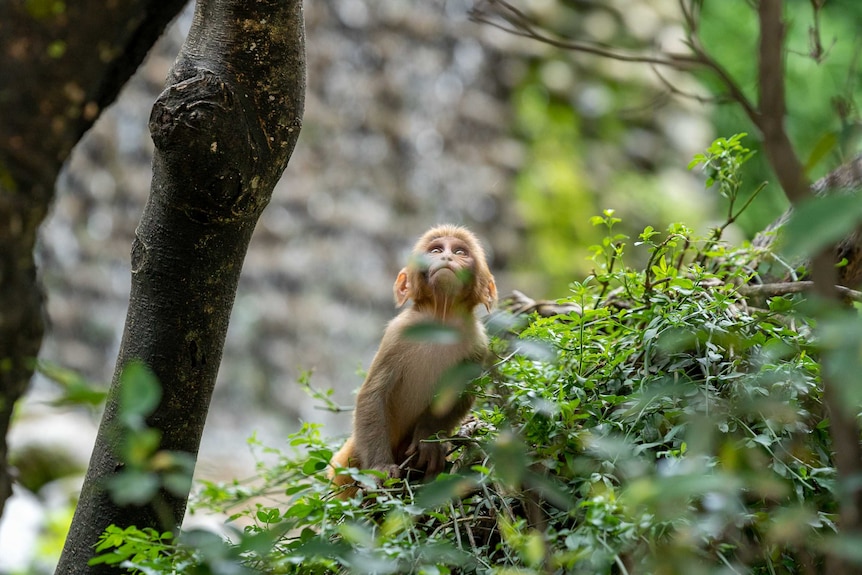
{"left": 457, "top": 498, "right": 479, "bottom": 552}
{"left": 738, "top": 281, "right": 862, "bottom": 303}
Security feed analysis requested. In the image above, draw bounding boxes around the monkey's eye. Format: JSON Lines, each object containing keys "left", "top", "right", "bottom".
{"left": 454, "top": 248, "right": 467, "bottom": 256}
{"left": 429, "top": 246, "right": 443, "bottom": 254}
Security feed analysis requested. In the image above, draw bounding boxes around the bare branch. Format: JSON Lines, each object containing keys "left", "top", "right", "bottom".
{"left": 737, "top": 281, "right": 862, "bottom": 302}
{"left": 474, "top": 0, "right": 813, "bottom": 209}
{"left": 649, "top": 62, "right": 722, "bottom": 106}
{"left": 470, "top": 1, "right": 701, "bottom": 69}
{"left": 473, "top": 0, "right": 762, "bottom": 128}
{"left": 756, "top": 0, "right": 811, "bottom": 205}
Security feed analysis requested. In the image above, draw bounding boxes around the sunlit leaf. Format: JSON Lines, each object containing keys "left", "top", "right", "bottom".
{"left": 121, "top": 428, "right": 162, "bottom": 465}
{"left": 804, "top": 131, "right": 838, "bottom": 174}
{"left": 39, "top": 361, "right": 107, "bottom": 407}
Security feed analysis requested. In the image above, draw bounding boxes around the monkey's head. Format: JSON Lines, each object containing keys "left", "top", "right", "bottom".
{"left": 394, "top": 224, "right": 497, "bottom": 314}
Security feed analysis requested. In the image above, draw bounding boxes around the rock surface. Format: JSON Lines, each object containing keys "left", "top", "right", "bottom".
{"left": 33, "top": 1, "right": 523, "bottom": 478}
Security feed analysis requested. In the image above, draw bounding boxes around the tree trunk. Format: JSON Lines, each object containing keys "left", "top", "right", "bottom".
{"left": 55, "top": 0, "right": 305, "bottom": 572}
{"left": 0, "top": 0, "right": 187, "bottom": 518}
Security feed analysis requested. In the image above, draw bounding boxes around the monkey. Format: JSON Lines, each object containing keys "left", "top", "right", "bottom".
{"left": 330, "top": 224, "right": 497, "bottom": 497}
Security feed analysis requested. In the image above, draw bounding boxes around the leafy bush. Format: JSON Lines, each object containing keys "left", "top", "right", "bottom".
{"left": 93, "top": 138, "right": 846, "bottom": 573}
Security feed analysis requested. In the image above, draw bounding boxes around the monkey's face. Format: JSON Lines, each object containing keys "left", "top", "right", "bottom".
{"left": 415, "top": 235, "right": 476, "bottom": 297}
{"left": 395, "top": 225, "right": 496, "bottom": 312}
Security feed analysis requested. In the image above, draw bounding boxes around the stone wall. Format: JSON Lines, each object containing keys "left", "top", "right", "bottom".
{"left": 33, "top": 0, "right": 525, "bottom": 476}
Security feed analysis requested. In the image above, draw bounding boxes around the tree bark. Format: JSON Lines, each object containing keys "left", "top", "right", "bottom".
{"left": 55, "top": 0, "right": 305, "bottom": 572}
{"left": 0, "top": 0, "right": 187, "bottom": 518}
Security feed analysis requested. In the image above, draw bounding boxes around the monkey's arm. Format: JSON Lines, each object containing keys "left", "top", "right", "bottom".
{"left": 352, "top": 363, "right": 402, "bottom": 478}
{"left": 405, "top": 392, "right": 474, "bottom": 477}
{"left": 406, "top": 346, "right": 486, "bottom": 476}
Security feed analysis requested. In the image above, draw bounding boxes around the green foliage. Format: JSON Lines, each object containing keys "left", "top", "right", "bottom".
{"left": 687, "top": 133, "right": 766, "bottom": 247}
{"left": 90, "top": 526, "right": 175, "bottom": 568}
{"left": 495, "top": 231, "right": 829, "bottom": 573}
{"left": 103, "top": 362, "right": 195, "bottom": 508}
{"left": 512, "top": 81, "right": 598, "bottom": 291}
{"left": 37, "top": 360, "right": 107, "bottom": 409}
{"left": 688, "top": 133, "right": 755, "bottom": 202}
{"left": 91, "top": 134, "right": 853, "bottom": 574}
{"left": 700, "top": 1, "right": 862, "bottom": 233}
{"left": 24, "top": 0, "right": 66, "bottom": 19}
{"left": 780, "top": 193, "right": 862, "bottom": 261}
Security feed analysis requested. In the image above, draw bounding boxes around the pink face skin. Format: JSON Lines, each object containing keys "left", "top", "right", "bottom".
{"left": 423, "top": 235, "right": 474, "bottom": 295}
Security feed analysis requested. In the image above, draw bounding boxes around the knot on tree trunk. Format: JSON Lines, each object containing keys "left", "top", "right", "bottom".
{"left": 148, "top": 69, "right": 267, "bottom": 223}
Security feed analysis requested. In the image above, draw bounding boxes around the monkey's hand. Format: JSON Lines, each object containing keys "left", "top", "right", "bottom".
{"left": 361, "top": 463, "right": 402, "bottom": 488}
{"left": 404, "top": 436, "right": 447, "bottom": 478}
{"left": 374, "top": 464, "right": 403, "bottom": 481}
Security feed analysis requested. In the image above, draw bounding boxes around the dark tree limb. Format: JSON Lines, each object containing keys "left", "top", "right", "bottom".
{"left": 55, "top": 0, "right": 305, "bottom": 572}
{"left": 0, "top": 0, "right": 187, "bottom": 519}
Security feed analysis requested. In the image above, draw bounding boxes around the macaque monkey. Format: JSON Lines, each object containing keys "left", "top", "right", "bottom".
{"left": 330, "top": 224, "right": 497, "bottom": 496}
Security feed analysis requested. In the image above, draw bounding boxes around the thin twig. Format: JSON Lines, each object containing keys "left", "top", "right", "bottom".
{"left": 737, "top": 281, "right": 862, "bottom": 302}
{"left": 470, "top": 1, "right": 701, "bottom": 69}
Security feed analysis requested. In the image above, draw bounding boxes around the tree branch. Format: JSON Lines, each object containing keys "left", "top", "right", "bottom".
{"left": 0, "top": 0, "right": 187, "bottom": 520}
{"left": 470, "top": 0, "right": 701, "bottom": 69}
{"left": 756, "top": 0, "right": 811, "bottom": 205}
{"left": 56, "top": 0, "right": 305, "bottom": 571}
{"left": 738, "top": 281, "right": 862, "bottom": 302}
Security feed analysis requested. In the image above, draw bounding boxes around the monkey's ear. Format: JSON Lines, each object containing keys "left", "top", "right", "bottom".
{"left": 394, "top": 268, "right": 411, "bottom": 307}
{"left": 483, "top": 278, "right": 498, "bottom": 312}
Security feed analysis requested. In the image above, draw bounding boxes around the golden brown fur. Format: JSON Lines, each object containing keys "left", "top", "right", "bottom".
{"left": 330, "top": 225, "right": 497, "bottom": 497}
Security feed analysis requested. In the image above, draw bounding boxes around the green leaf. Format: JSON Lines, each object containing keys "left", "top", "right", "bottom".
{"left": 39, "top": 361, "right": 107, "bottom": 407}
{"left": 118, "top": 361, "right": 162, "bottom": 428}
{"left": 285, "top": 483, "right": 311, "bottom": 496}
{"left": 403, "top": 322, "right": 462, "bottom": 344}
{"left": 804, "top": 131, "right": 838, "bottom": 174}
{"left": 513, "top": 338, "right": 557, "bottom": 362}
{"left": 121, "top": 428, "right": 162, "bottom": 464}
{"left": 779, "top": 194, "right": 862, "bottom": 261}
{"left": 162, "top": 471, "right": 193, "bottom": 498}
{"left": 432, "top": 361, "right": 482, "bottom": 416}
{"left": 256, "top": 507, "right": 281, "bottom": 524}
{"left": 302, "top": 457, "right": 328, "bottom": 475}
{"left": 524, "top": 469, "right": 575, "bottom": 511}
{"left": 87, "top": 552, "right": 126, "bottom": 566}
{"left": 490, "top": 431, "right": 528, "bottom": 489}
{"left": 821, "top": 533, "right": 862, "bottom": 563}
{"left": 106, "top": 469, "right": 160, "bottom": 506}
{"left": 414, "top": 473, "right": 478, "bottom": 509}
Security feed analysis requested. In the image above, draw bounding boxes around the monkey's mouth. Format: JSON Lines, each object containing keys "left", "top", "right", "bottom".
{"left": 429, "top": 265, "right": 457, "bottom": 278}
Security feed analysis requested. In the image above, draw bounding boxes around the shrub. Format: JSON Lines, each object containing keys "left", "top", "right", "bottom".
{"left": 93, "top": 137, "right": 842, "bottom": 573}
